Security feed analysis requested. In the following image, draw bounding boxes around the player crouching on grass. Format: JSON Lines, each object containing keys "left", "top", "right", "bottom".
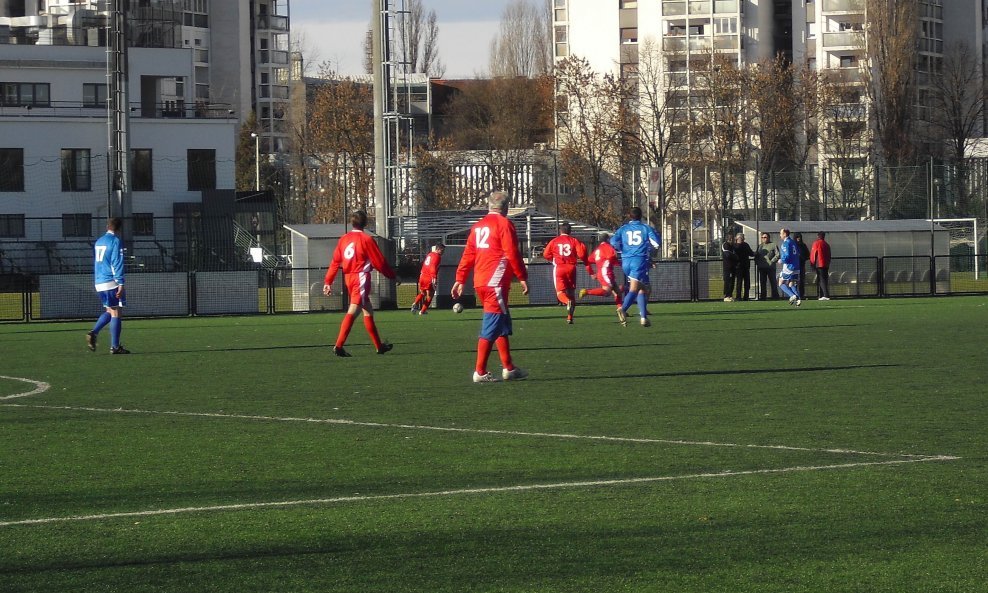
{"left": 323, "top": 210, "right": 396, "bottom": 357}
{"left": 451, "top": 191, "right": 529, "bottom": 383}
{"left": 542, "top": 222, "right": 589, "bottom": 324}
{"left": 411, "top": 242, "right": 444, "bottom": 315}
{"left": 580, "top": 232, "right": 625, "bottom": 324}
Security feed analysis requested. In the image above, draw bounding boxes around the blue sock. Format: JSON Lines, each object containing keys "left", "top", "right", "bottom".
{"left": 622, "top": 289, "right": 638, "bottom": 312}
{"left": 92, "top": 312, "right": 111, "bottom": 334}
{"left": 109, "top": 317, "right": 122, "bottom": 349}
{"left": 779, "top": 284, "right": 794, "bottom": 299}
{"left": 791, "top": 285, "right": 801, "bottom": 300}
{"left": 637, "top": 292, "right": 648, "bottom": 317}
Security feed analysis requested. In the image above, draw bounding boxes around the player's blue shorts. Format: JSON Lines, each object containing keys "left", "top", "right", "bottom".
{"left": 622, "top": 257, "right": 650, "bottom": 284}
{"left": 479, "top": 312, "right": 512, "bottom": 341}
{"left": 98, "top": 288, "right": 126, "bottom": 308}
{"left": 779, "top": 265, "right": 800, "bottom": 283}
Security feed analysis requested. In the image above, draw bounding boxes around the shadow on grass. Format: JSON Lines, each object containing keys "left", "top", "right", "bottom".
{"left": 538, "top": 363, "right": 898, "bottom": 382}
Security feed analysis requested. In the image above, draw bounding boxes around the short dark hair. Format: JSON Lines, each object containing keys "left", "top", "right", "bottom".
{"left": 630, "top": 207, "right": 643, "bottom": 221}
{"left": 434, "top": 242, "right": 445, "bottom": 251}
{"left": 818, "top": 231, "right": 826, "bottom": 239}
{"left": 794, "top": 232, "right": 803, "bottom": 240}
{"left": 107, "top": 217, "right": 122, "bottom": 232}
{"left": 559, "top": 222, "right": 571, "bottom": 235}
{"left": 350, "top": 210, "right": 368, "bottom": 230}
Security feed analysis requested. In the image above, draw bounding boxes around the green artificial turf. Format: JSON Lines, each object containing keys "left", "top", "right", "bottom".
{"left": 1, "top": 297, "right": 986, "bottom": 592}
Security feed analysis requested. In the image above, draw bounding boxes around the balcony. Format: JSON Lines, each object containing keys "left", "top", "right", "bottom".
{"left": 258, "top": 49, "right": 290, "bottom": 66}
{"left": 259, "top": 84, "right": 289, "bottom": 100}
{"left": 256, "top": 15, "right": 289, "bottom": 33}
{"left": 822, "top": 31, "right": 864, "bottom": 49}
{"left": 822, "top": 0, "right": 865, "bottom": 14}
{"left": 663, "top": 1, "right": 686, "bottom": 16}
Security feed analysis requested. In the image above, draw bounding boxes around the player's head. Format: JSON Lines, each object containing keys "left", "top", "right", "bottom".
{"left": 629, "top": 207, "right": 643, "bottom": 221}
{"left": 488, "top": 190, "right": 509, "bottom": 214}
{"left": 351, "top": 210, "right": 368, "bottom": 230}
{"left": 735, "top": 233, "right": 745, "bottom": 243}
{"left": 433, "top": 242, "right": 445, "bottom": 252}
{"left": 818, "top": 231, "right": 826, "bottom": 239}
{"left": 794, "top": 232, "right": 803, "bottom": 242}
{"left": 780, "top": 228, "right": 790, "bottom": 239}
{"left": 760, "top": 232, "right": 770, "bottom": 243}
{"left": 599, "top": 232, "right": 610, "bottom": 243}
{"left": 559, "top": 222, "right": 571, "bottom": 235}
{"left": 107, "top": 217, "right": 122, "bottom": 233}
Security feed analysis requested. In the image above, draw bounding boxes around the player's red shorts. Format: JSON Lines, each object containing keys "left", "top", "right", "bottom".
{"left": 596, "top": 265, "right": 616, "bottom": 289}
{"left": 475, "top": 285, "right": 510, "bottom": 314}
{"left": 344, "top": 271, "right": 373, "bottom": 307}
{"left": 418, "top": 274, "right": 437, "bottom": 292}
{"left": 552, "top": 263, "right": 577, "bottom": 292}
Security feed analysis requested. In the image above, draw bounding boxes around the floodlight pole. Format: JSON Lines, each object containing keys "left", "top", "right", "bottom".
{"left": 250, "top": 132, "right": 260, "bottom": 191}
{"left": 372, "top": 0, "right": 390, "bottom": 239}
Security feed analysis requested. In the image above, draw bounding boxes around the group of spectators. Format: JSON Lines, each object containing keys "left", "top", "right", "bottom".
{"left": 722, "top": 230, "right": 832, "bottom": 302}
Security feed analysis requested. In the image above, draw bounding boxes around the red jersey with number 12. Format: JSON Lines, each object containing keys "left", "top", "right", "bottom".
{"left": 324, "top": 229, "right": 396, "bottom": 285}
{"left": 455, "top": 212, "right": 528, "bottom": 289}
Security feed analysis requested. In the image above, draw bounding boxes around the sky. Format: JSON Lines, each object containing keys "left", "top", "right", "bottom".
{"left": 290, "top": 0, "right": 516, "bottom": 78}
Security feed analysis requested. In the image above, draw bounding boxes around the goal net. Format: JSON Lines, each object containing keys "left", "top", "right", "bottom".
{"left": 932, "top": 218, "right": 980, "bottom": 279}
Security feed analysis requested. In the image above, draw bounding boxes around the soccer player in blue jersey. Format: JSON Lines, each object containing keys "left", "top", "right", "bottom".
{"left": 86, "top": 218, "right": 129, "bottom": 354}
{"left": 777, "top": 227, "right": 802, "bottom": 307}
{"left": 610, "top": 207, "right": 661, "bottom": 327}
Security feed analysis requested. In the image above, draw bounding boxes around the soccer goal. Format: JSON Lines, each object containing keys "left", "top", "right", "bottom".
{"left": 929, "top": 218, "right": 980, "bottom": 280}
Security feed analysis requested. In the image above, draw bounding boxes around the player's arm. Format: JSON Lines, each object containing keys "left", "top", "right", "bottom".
{"left": 542, "top": 239, "right": 554, "bottom": 262}
{"left": 108, "top": 238, "right": 126, "bottom": 296}
{"left": 502, "top": 221, "right": 528, "bottom": 282}
{"left": 323, "top": 244, "right": 343, "bottom": 294}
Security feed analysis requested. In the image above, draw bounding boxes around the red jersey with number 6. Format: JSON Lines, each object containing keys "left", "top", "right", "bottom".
{"left": 324, "top": 230, "right": 396, "bottom": 286}
{"left": 455, "top": 212, "right": 528, "bottom": 289}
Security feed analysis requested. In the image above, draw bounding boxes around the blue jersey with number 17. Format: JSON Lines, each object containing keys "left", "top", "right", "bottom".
{"left": 610, "top": 220, "right": 661, "bottom": 260}
{"left": 94, "top": 231, "right": 125, "bottom": 291}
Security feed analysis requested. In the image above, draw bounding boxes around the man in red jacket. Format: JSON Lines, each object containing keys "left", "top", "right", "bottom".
{"left": 451, "top": 191, "right": 529, "bottom": 383}
{"left": 809, "top": 231, "right": 832, "bottom": 301}
{"left": 542, "top": 222, "right": 589, "bottom": 324}
{"left": 323, "top": 210, "right": 397, "bottom": 356}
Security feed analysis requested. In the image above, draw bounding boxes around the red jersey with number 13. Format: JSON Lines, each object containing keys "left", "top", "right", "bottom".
{"left": 543, "top": 235, "right": 588, "bottom": 267}
{"left": 455, "top": 212, "right": 528, "bottom": 289}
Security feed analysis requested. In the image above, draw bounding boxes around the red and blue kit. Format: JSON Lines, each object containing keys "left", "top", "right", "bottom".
{"left": 324, "top": 230, "right": 396, "bottom": 306}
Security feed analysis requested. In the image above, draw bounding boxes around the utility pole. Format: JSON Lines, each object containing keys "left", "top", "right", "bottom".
{"left": 107, "top": 0, "right": 131, "bottom": 240}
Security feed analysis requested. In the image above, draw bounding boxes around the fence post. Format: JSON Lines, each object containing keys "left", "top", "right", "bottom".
{"left": 877, "top": 257, "right": 885, "bottom": 297}
{"left": 930, "top": 255, "right": 936, "bottom": 296}
{"left": 188, "top": 271, "right": 197, "bottom": 316}
{"left": 267, "top": 269, "right": 276, "bottom": 314}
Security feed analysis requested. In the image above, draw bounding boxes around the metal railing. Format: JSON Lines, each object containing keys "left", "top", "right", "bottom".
{"left": 1, "top": 256, "right": 986, "bottom": 322}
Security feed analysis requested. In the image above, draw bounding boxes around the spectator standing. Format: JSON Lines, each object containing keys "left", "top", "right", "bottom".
{"left": 733, "top": 233, "right": 755, "bottom": 301}
{"left": 810, "top": 231, "right": 832, "bottom": 300}
{"left": 754, "top": 232, "right": 779, "bottom": 300}
{"left": 721, "top": 236, "right": 737, "bottom": 302}
{"left": 794, "top": 232, "right": 811, "bottom": 298}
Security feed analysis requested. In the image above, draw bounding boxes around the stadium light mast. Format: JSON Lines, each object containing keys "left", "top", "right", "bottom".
{"left": 107, "top": 0, "right": 132, "bottom": 239}
{"left": 372, "top": 0, "right": 391, "bottom": 239}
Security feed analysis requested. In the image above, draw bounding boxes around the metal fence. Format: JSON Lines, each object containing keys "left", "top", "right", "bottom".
{"left": 2, "top": 256, "right": 986, "bottom": 322}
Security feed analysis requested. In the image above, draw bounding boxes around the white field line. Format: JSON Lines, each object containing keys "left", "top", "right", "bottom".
{"left": 0, "top": 456, "right": 958, "bottom": 528}
{"left": 0, "top": 402, "right": 958, "bottom": 460}
{"left": 0, "top": 375, "right": 50, "bottom": 400}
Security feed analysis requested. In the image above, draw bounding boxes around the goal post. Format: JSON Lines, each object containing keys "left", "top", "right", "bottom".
{"left": 929, "top": 218, "right": 980, "bottom": 280}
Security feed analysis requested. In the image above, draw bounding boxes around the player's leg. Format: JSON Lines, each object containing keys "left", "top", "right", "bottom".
{"left": 359, "top": 292, "right": 392, "bottom": 353}
{"left": 565, "top": 287, "right": 576, "bottom": 323}
{"left": 108, "top": 306, "right": 124, "bottom": 352}
{"left": 473, "top": 287, "right": 503, "bottom": 382}
{"left": 778, "top": 275, "right": 795, "bottom": 300}
{"left": 88, "top": 291, "right": 113, "bottom": 351}
{"left": 334, "top": 279, "right": 362, "bottom": 356}
{"left": 421, "top": 285, "right": 435, "bottom": 313}
{"left": 411, "top": 289, "right": 423, "bottom": 313}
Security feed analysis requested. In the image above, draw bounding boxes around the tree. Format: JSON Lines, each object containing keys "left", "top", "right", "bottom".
{"left": 235, "top": 111, "right": 261, "bottom": 192}
{"left": 488, "top": 0, "right": 552, "bottom": 78}
{"left": 554, "top": 56, "right": 631, "bottom": 228}
{"left": 929, "top": 42, "right": 987, "bottom": 216}
{"left": 398, "top": 0, "right": 445, "bottom": 77}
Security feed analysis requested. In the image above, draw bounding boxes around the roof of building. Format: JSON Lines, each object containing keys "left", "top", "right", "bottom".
{"left": 737, "top": 220, "right": 948, "bottom": 233}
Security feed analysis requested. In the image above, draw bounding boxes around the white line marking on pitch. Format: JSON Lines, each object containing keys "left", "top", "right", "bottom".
{"left": 0, "top": 375, "right": 50, "bottom": 400}
{"left": 0, "top": 456, "right": 958, "bottom": 528}
{"left": 1, "top": 402, "right": 959, "bottom": 460}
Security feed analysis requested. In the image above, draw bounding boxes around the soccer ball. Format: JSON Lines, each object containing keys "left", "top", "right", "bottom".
{"left": 452, "top": 302, "right": 464, "bottom": 313}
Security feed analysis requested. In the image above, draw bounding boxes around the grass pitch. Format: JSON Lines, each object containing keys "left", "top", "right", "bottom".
{"left": 1, "top": 297, "right": 986, "bottom": 592}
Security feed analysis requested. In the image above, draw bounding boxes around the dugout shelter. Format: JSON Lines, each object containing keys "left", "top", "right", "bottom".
{"left": 284, "top": 224, "right": 398, "bottom": 312}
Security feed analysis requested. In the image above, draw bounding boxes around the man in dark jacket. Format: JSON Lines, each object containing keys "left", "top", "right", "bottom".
{"left": 794, "top": 233, "right": 811, "bottom": 298}
{"left": 754, "top": 232, "right": 779, "bottom": 300}
{"left": 733, "top": 233, "right": 755, "bottom": 301}
{"left": 721, "top": 236, "right": 737, "bottom": 302}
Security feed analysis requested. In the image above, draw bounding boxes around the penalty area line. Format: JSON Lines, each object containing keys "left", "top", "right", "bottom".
{"left": 0, "top": 456, "right": 959, "bottom": 528}
{"left": 0, "top": 402, "right": 961, "bottom": 461}
{"left": 0, "top": 375, "right": 50, "bottom": 400}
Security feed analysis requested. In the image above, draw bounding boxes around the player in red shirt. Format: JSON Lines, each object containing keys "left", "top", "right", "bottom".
{"left": 579, "top": 232, "right": 626, "bottom": 324}
{"left": 323, "top": 210, "right": 397, "bottom": 357}
{"left": 542, "top": 222, "right": 589, "bottom": 324}
{"left": 451, "top": 191, "right": 529, "bottom": 383}
{"left": 411, "top": 242, "right": 445, "bottom": 315}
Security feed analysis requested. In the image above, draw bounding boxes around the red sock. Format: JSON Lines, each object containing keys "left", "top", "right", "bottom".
{"left": 476, "top": 338, "right": 493, "bottom": 374}
{"left": 363, "top": 315, "right": 382, "bottom": 349}
{"left": 557, "top": 292, "right": 571, "bottom": 305}
{"left": 495, "top": 336, "right": 513, "bottom": 370}
{"left": 586, "top": 288, "right": 608, "bottom": 297}
{"left": 422, "top": 295, "right": 432, "bottom": 312}
{"left": 412, "top": 294, "right": 423, "bottom": 307}
{"left": 335, "top": 313, "right": 356, "bottom": 348}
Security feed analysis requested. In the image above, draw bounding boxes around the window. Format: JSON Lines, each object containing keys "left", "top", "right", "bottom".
{"left": 187, "top": 149, "right": 216, "bottom": 191}
{"left": 62, "top": 213, "right": 92, "bottom": 238}
{"left": 132, "top": 149, "right": 153, "bottom": 191}
{"left": 619, "top": 0, "right": 638, "bottom": 7}
{"left": 555, "top": 25, "right": 567, "bottom": 43}
{"left": 83, "top": 83, "right": 108, "bottom": 107}
{"left": 0, "top": 214, "right": 25, "bottom": 238}
{"left": 0, "top": 149, "right": 25, "bottom": 192}
{"left": 61, "top": 149, "right": 92, "bottom": 192}
{"left": 133, "top": 213, "right": 154, "bottom": 236}
{"left": 0, "top": 82, "right": 50, "bottom": 107}
{"left": 620, "top": 27, "right": 638, "bottom": 43}
{"left": 807, "top": 22, "right": 817, "bottom": 38}
{"left": 839, "top": 55, "right": 856, "bottom": 68}
{"left": 714, "top": 17, "right": 737, "bottom": 34}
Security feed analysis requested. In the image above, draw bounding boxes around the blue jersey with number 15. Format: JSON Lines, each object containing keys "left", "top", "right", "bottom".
{"left": 94, "top": 231, "right": 125, "bottom": 290}
{"left": 610, "top": 220, "right": 661, "bottom": 260}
